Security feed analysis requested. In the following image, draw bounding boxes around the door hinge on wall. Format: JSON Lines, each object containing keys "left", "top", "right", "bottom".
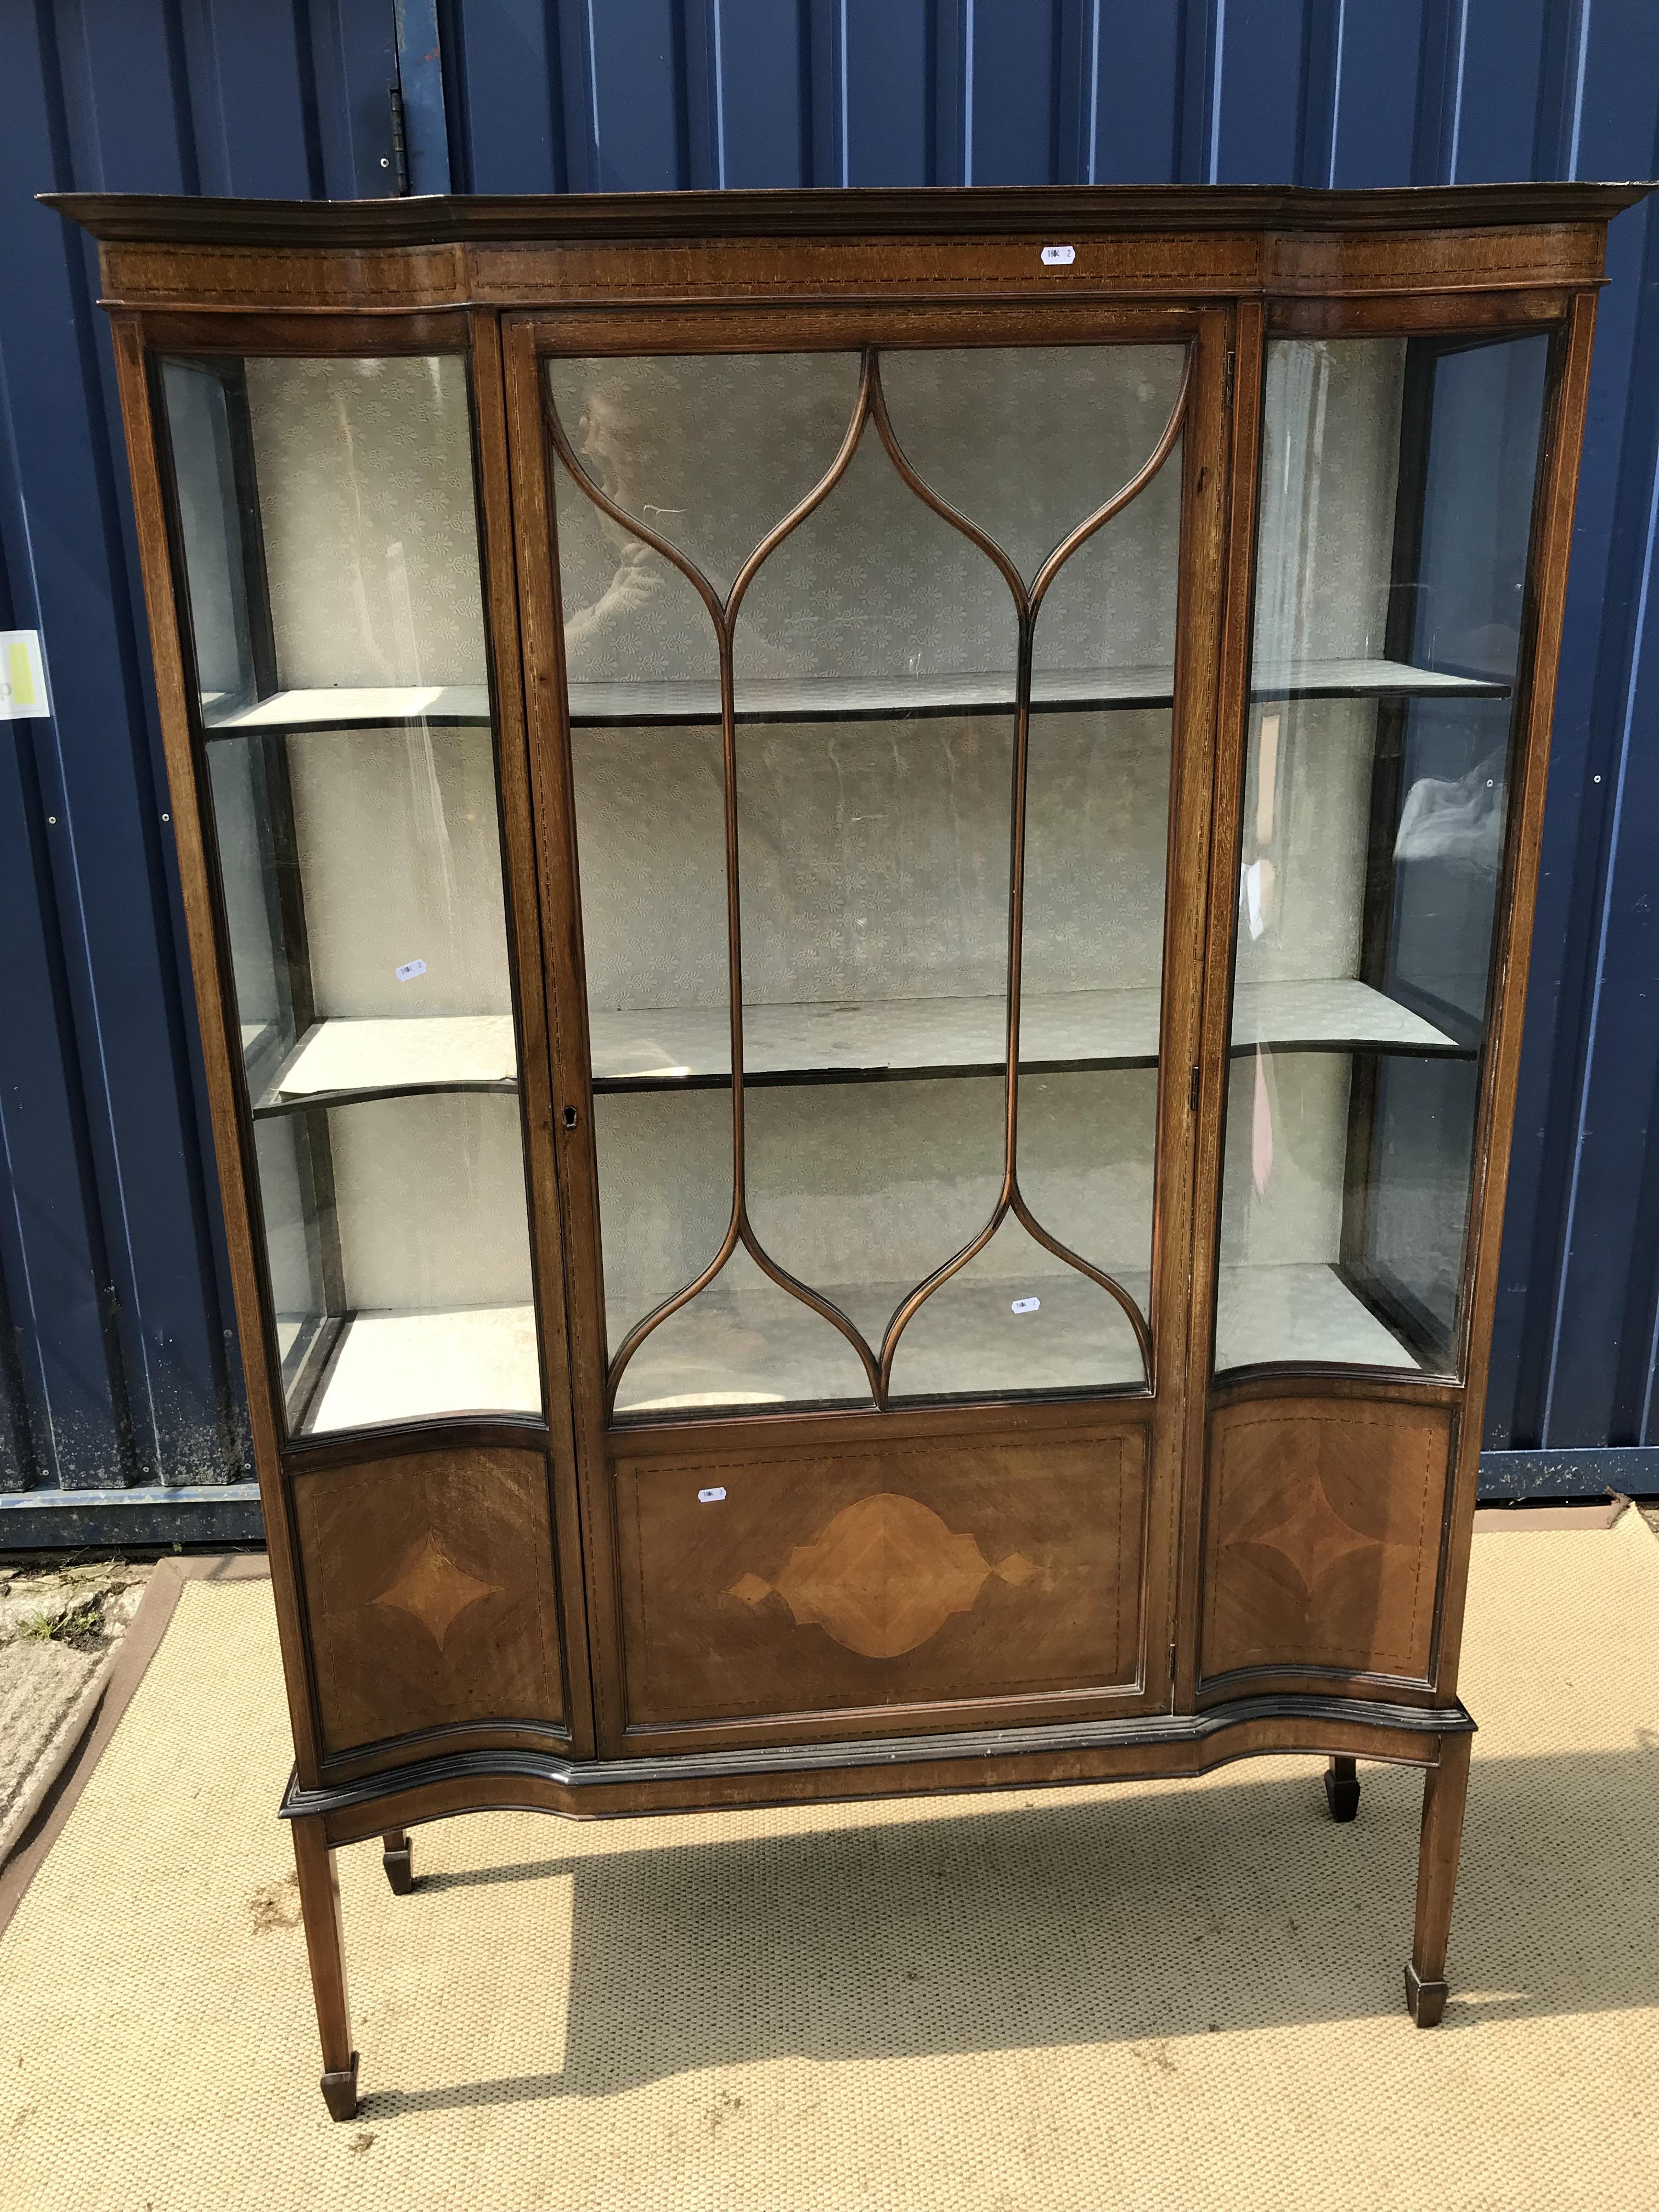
{"left": 1223, "top": 349, "right": 1235, "bottom": 413}
{"left": 388, "top": 85, "right": 410, "bottom": 195}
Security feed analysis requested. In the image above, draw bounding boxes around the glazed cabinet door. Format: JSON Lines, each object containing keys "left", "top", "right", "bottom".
{"left": 133, "top": 314, "right": 591, "bottom": 1776}
{"left": 509, "top": 309, "right": 1228, "bottom": 1752}
{"left": 1194, "top": 308, "right": 1576, "bottom": 1701}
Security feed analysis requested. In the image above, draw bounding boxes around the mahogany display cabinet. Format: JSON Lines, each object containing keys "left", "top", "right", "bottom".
{"left": 51, "top": 179, "right": 1645, "bottom": 2116}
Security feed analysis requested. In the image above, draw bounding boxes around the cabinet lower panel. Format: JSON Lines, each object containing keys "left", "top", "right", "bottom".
{"left": 291, "top": 1443, "right": 568, "bottom": 1759}
{"left": 612, "top": 1427, "right": 1148, "bottom": 1735}
{"left": 1198, "top": 1396, "right": 1453, "bottom": 1691}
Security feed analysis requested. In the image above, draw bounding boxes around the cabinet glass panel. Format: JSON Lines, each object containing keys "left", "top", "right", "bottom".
{"left": 160, "top": 353, "right": 540, "bottom": 1433}
{"left": 1217, "top": 331, "right": 1550, "bottom": 1375}
{"left": 549, "top": 342, "right": 1187, "bottom": 1418}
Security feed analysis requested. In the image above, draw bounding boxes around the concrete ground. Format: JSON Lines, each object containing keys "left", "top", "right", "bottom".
{"left": 0, "top": 1556, "right": 149, "bottom": 1865}
{"left": 0, "top": 1507, "right": 1655, "bottom": 2211}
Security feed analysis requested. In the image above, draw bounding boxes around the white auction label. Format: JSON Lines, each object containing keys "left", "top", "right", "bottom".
{"left": 1041, "top": 245, "right": 1076, "bottom": 266}
{"left": 0, "top": 631, "right": 52, "bottom": 721}
{"left": 697, "top": 1486, "right": 726, "bottom": 1503}
{"left": 1011, "top": 1296, "right": 1041, "bottom": 1314}
{"left": 395, "top": 958, "right": 427, "bottom": 981}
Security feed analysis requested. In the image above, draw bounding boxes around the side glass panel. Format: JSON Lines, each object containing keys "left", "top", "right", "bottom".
{"left": 160, "top": 354, "right": 541, "bottom": 1434}
{"left": 549, "top": 343, "right": 1188, "bottom": 1420}
{"left": 1217, "top": 331, "right": 1550, "bottom": 1375}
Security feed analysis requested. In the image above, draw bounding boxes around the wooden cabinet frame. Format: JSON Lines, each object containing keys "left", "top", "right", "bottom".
{"left": 50, "top": 182, "right": 1641, "bottom": 2115}
{"left": 504, "top": 294, "right": 1227, "bottom": 1758}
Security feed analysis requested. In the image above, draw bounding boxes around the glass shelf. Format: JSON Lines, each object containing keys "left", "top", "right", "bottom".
{"left": 568, "top": 655, "right": 1503, "bottom": 726}
{"left": 586, "top": 977, "right": 1463, "bottom": 1091}
{"left": 275, "top": 1255, "right": 1421, "bottom": 1431}
{"left": 1214, "top": 1262, "right": 1424, "bottom": 1373}
{"left": 195, "top": 657, "right": 1505, "bottom": 741}
{"left": 251, "top": 1015, "right": 518, "bottom": 1115}
{"left": 202, "top": 684, "right": 492, "bottom": 735}
{"left": 297, "top": 1304, "right": 541, "bottom": 1435}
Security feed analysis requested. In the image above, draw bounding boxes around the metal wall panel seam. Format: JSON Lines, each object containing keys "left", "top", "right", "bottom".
{"left": 1085, "top": 0, "right": 1100, "bottom": 184}
{"left": 1207, "top": 0, "right": 1225, "bottom": 184}
{"left": 583, "top": 0, "right": 603, "bottom": 176}
{"left": 839, "top": 0, "right": 851, "bottom": 187}
{"left": 712, "top": 0, "right": 729, "bottom": 187}
{"left": 962, "top": 0, "right": 974, "bottom": 183}
{"left": 1566, "top": 0, "right": 1593, "bottom": 180}
{"left": 1324, "top": 0, "right": 1347, "bottom": 189}
{"left": 1446, "top": 0, "right": 1471, "bottom": 183}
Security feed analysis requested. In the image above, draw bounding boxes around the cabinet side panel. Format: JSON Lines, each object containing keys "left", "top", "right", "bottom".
{"left": 110, "top": 314, "right": 326, "bottom": 1779}
{"left": 1436, "top": 292, "right": 1600, "bottom": 1692}
{"left": 614, "top": 1429, "right": 1146, "bottom": 1730}
{"left": 1199, "top": 1397, "right": 1451, "bottom": 1685}
{"left": 292, "top": 1444, "right": 567, "bottom": 1755}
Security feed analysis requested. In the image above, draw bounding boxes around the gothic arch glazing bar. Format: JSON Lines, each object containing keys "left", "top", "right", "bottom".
{"left": 547, "top": 335, "right": 1190, "bottom": 1419}
{"left": 874, "top": 348, "right": 1190, "bottom": 1402}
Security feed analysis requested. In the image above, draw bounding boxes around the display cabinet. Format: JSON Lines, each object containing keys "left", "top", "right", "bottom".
{"left": 52, "top": 180, "right": 1641, "bottom": 2115}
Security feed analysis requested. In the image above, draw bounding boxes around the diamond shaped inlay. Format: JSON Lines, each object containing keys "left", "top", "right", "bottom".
{"left": 1226, "top": 1459, "right": 1398, "bottom": 1622}
{"left": 371, "top": 1532, "right": 497, "bottom": 1652}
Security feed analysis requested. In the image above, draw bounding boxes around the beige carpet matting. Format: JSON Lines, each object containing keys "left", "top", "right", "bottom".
{"left": 2, "top": 1511, "right": 1656, "bottom": 2211}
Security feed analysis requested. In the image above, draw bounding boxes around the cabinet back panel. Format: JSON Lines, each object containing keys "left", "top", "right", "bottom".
{"left": 613, "top": 1429, "right": 1146, "bottom": 1729}
{"left": 572, "top": 708, "right": 1173, "bottom": 1011}
{"left": 326, "top": 1091, "right": 533, "bottom": 1312}
{"left": 291, "top": 1444, "right": 567, "bottom": 1757}
{"left": 245, "top": 355, "right": 486, "bottom": 690}
{"left": 596, "top": 1067, "right": 1158, "bottom": 1398}
{"left": 288, "top": 726, "right": 512, "bottom": 1019}
{"left": 550, "top": 346, "right": 1184, "bottom": 684}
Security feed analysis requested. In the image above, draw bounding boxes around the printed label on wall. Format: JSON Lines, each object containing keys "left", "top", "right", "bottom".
{"left": 0, "top": 631, "right": 51, "bottom": 720}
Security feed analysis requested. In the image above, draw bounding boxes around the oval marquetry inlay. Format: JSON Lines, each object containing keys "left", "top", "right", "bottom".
{"left": 731, "top": 1492, "right": 1033, "bottom": 1659}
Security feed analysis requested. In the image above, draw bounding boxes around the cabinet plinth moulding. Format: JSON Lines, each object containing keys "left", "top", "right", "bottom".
{"left": 51, "top": 179, "right": 1646, "bottom": 2111}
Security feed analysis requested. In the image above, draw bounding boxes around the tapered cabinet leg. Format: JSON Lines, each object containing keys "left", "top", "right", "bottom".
{"left": 382, "top": 1827, "right": 414, "bottom": 1895}
{"left": 1323, "top": 1755, "right": 1361, "bottom": 1822}
{"left": 1405, "top": 1731, "right": 1472, "bottom": 2028}
{"left": 291, "top": 1814, "right": 359, "bottom": 2119}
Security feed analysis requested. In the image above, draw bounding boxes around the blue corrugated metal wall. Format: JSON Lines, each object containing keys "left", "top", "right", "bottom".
{"left": 3, "top": 0, "right": 1657, "bottom": 1544}
{"left": 0, "top": 1, "right": 406, "bottom": 1544}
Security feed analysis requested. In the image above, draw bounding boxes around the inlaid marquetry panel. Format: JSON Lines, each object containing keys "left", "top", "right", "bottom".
{"left": 1262, "top": 222, "right": 1600, "bottom": 296}
{"left": 93, "top": 215, "right": 1606, "bottom": 315}
{"left": 614, "top": 1429, "right": 1146, "bottom": 1730}
{"left": 1199, "top": 1398, "right": 1451, "bottom": 1687}
{"left": 292, "top": 1444, "right": 566, "bottom": 1756}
